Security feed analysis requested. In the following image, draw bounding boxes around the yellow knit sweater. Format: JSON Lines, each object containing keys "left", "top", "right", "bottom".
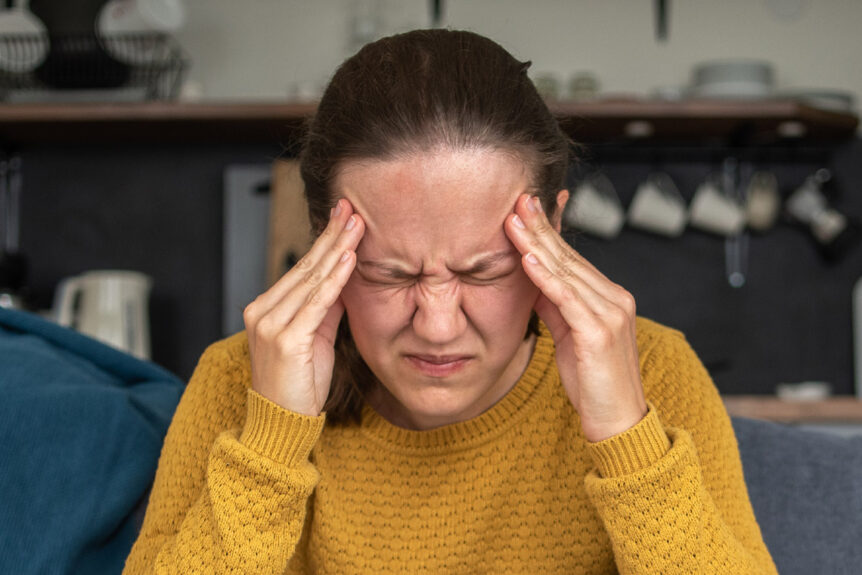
{"left": 124, "top": 317, "right": 777, "bottom": 574}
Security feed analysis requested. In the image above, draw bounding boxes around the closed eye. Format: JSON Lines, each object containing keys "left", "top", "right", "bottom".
{"left": 356, "top": 268, "right": 418, "bottom": 287}
{"left": 459, "top": 267, "right": 517, "bottom": 286}
{"left": 356, "top": 254, "right": 518, "bottom": 286}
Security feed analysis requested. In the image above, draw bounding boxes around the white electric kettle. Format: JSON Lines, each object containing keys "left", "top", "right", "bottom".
{"left": 53, "top": 270, "right": 152, "bottom": 359}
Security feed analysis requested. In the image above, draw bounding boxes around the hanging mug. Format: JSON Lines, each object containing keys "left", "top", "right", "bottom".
{"left": 563, "top": 173, "right": 625, "bottom": 240}
{"left": 745, "top": 171, "right": 781, "bottom": 232}
{"left": 689, "top": 178, "right": 747, "bottom": 237}
{"left": 627, "top": 172, "right": 688, "bottom": 237}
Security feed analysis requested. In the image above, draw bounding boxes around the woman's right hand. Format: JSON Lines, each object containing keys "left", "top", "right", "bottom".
{"left": 243, "top": 199, "right": 365, "bottom": 416}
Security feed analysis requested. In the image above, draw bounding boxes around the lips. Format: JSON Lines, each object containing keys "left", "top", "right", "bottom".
{"left": 404, "top": 353, "right": 473, "bottom": 377}
{"left": 410, "top": 354, "right": 470, "bottom": 364}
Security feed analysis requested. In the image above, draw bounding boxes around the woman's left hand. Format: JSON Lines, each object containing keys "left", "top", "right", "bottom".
{"left": 505, "top": 193, "right": 647, "bottom": 443}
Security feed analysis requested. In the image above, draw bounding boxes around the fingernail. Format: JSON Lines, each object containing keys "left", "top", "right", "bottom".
{"left": 340, "top": 250, "right": 350, "bottom": 263}
{"left": 512, "top": 214, "right": 525, "bottom": 229}
{"left": 526, "top": 253, "right": 539, "bottom": 264}
{"left": 345, "top": 215, "right": 356, "bottom": 230}
{"left": 529, "top": 197, "right": 542, "bottom": 213}
{"left": 333, "top": 200, "right": 343, "bottom": 218}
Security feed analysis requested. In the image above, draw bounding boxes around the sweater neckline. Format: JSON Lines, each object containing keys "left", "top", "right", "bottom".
{"left": 359, "top": 325, "right": 556, "bottom": 453}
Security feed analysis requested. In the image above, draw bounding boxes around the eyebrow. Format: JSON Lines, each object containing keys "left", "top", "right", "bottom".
{"left": 358, "top": 250, "right": 517, "bottom": 277}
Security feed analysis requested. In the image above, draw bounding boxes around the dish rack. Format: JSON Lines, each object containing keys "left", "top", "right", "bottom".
{"left": 0, "top": 33, "right": 187, "bottom": 101}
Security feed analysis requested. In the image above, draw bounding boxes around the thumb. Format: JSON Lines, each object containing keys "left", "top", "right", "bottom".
{"left": 318, "top": 297, "right": 346, "bottom": 346}
{"left": 533, "top": 294, "right": 569, "bottom": 343}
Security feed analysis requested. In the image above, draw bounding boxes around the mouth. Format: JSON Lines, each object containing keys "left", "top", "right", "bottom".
{"left": 404, "top": 353, "right": 473, "bottom": 377}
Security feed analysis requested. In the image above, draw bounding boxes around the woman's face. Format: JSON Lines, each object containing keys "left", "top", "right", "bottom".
{"left": 336, "top": 148, "right": 558, "bottom": 430}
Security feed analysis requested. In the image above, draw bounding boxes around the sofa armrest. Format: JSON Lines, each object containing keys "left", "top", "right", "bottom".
{"left": 732, "top": 416, "right": 862, "bottom": 575}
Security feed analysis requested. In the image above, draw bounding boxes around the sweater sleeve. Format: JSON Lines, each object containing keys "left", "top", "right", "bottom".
{"left": 123, "top": 336, "right": 325, "bottom": 574}
{"left": 583, "top": 327, "right": 778, "bottom": 575}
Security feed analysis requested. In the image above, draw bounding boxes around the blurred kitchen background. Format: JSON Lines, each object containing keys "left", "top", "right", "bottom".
{"left": 2, "top": 0, "right": 862, "bottom": 420}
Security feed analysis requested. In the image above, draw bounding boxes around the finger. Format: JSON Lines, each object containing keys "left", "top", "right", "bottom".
{"left": 246, "top": 201, "right": 363, "bottom": 330}
{"left": 284, "top": 250, "right": 356, "bottom": 343}
{"left": 254, "top": 198, "right": 358, "bottom": 312}
{"left": 523, "top": 249, "right": 638, "bottom": 349}
{"left": 253, "top": 214, "right": 364, "bottom": 336}
{"left": 506, "top": 194, "right": 616, "bottom": 301}
{"left": 516, "top": 194, "right": 567, "bottom": 255}
{"left": 517, "top": 194, "right": 603, "bottom": 273}
{"left": 517, "top": 194, "right": 608, "bottom": 272}
{"left": 532, "top": 292, "right": 569, "bottom": 344}
{"left": 522, "top": 264, "right": 606, "bottom": 354}
{"left": 519, "top": 247, "right": 611, "bottom": 328}
{"left": 317, "top": 296, "right": 345, "bottom": 348}
{"left": 505, "top": 209, "right": 607, "bottom": 312}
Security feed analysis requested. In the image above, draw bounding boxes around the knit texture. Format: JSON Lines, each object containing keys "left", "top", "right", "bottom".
{"left": 124, "top": 317, "right": 777, "bottom": 574}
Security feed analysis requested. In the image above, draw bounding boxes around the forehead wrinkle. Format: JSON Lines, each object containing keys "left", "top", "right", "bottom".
{"left": 353, "top": 199, "right": 519, "bottom": 276}
{"left": 339, "top": 151, "right": 527, "bottom": 218}
{"left": 337, "top": 148, "right": 532, "bottom": 275}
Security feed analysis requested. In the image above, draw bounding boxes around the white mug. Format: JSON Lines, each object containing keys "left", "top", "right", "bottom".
{"left": 563, "top": 174, "right": 625, "bottom": 240}
{"left": 53, "top": 270, "right": 153, "bottom": 360}
{"left": 689, "top": 180, "right": 747, "bottom": 236}
{"left": 627, "top": 173, "right": 687, "bottom": 237}
{"left": 784, "top": 174, "right": 848, "bottom": 243}
{"left": 745, "top": 171, "right": 781, "bottom": 232}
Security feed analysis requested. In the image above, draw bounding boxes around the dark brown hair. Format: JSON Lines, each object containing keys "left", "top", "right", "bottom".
{"left": 299, "top": 29, "right": 572, "bottom": 424}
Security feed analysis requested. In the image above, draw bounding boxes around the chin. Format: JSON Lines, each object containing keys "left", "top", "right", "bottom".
{"left": 390, "top": 378, "right": 489, "bottom": 428}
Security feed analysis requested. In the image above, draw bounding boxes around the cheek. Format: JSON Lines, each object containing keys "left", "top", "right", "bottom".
{"left": 511, "top": 267, "right": 540, "bottom": 299}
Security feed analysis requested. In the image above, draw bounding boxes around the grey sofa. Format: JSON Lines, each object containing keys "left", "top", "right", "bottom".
{"left": 732, "top": 416, "right": 862, "bottom": 575}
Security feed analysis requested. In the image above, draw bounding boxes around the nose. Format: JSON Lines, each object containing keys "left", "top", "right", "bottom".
{"left": 411, "top": 280, "right": 467, "bottom": 345}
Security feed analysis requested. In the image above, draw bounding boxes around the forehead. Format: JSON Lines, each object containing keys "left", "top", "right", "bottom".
{"left": 334, "top": 149, "right": 531, "bottom": 264}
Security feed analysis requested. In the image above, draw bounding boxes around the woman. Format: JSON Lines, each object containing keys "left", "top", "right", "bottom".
{"left": 125, "top": 29, "right": 777, "bottom": 574}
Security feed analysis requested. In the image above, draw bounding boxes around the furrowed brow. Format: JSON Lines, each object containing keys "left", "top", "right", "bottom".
{"left": 358, "top": 250, "right": 516, "bottom": 278}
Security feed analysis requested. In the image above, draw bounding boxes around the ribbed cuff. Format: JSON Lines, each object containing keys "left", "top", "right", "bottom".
{"left": 239, "top": 389, "right": 326, "bottom": 467}
{"left": 587, "top": 403, "right": 671, "bottom": 478}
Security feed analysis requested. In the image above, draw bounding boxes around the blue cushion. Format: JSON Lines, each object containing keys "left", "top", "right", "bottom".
{"left": 732, "top": 416, "right": 862, "bottom": 575}
{"left": 0, "top": 308, "right": 183, "bottom": 575}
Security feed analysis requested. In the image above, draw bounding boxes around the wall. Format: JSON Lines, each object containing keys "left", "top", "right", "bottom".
{"left": 175, "top": 0, "right": 862, "bottom": 112}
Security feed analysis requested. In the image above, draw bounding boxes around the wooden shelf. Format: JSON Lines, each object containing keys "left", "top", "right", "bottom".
{"left": 0, "top": 97, "right": 856, "bottom": 145}
{"left": 0, "top": 101, "right": 316, "bottom": 145}
{"left": 551, "top": 98, "right": 859, "bottom": 143}
{"left": 723, "top": 396, "right": 862, "bottom": 424}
